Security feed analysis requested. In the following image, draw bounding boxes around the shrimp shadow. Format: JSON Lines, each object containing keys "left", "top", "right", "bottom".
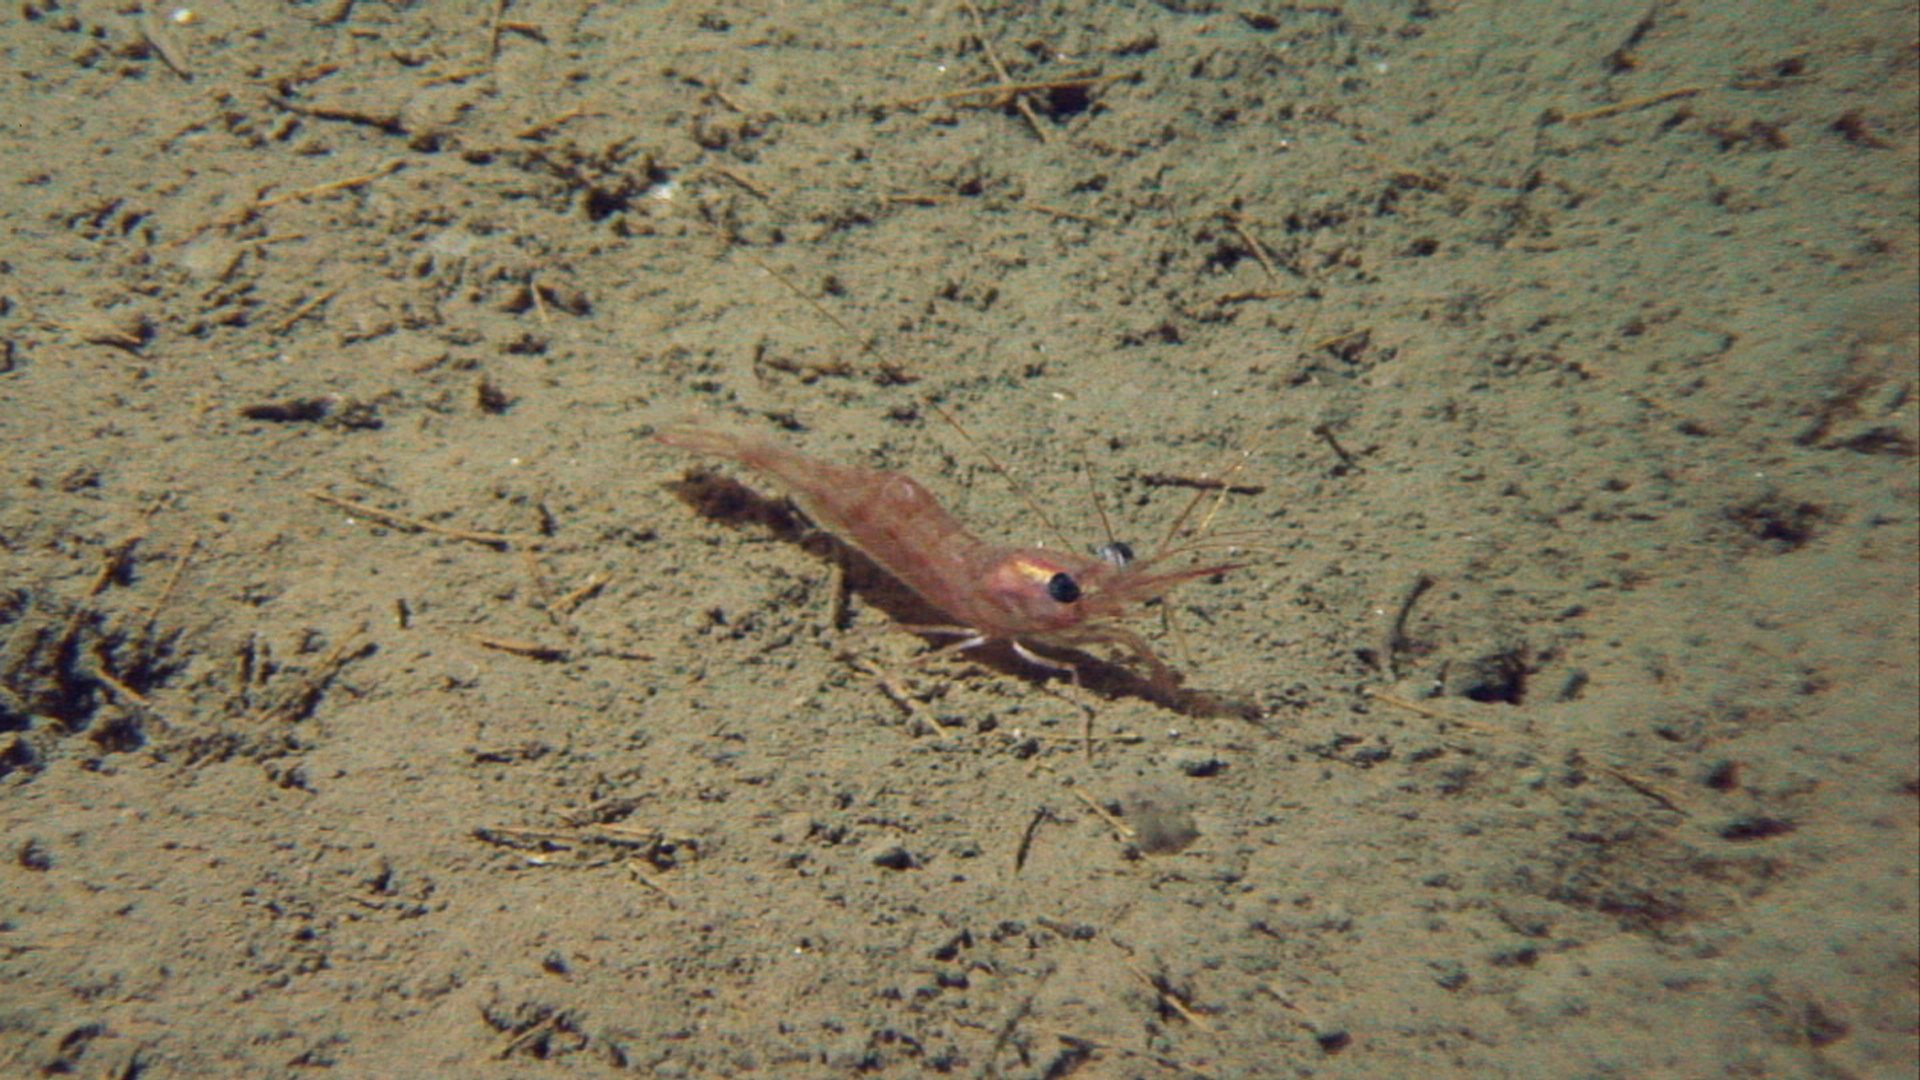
{"left": 1023, "top": 639, "right": 1266, "bottom": 722}
{"left": 666, "top": 469, "right": 1264, "bottom": 722}
{"left": 665, "top": 467, "right": 946, "bottom": 624}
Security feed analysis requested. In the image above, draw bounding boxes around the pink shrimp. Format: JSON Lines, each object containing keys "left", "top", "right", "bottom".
{"left": 656, "top": 426, "right": 1243, "bottom": 696}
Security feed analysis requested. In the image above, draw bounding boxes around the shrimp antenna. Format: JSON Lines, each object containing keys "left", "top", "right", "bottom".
{"left": 1078, "top": 445, "right": 1122, "bottom": 553}
{"left": 1151, "top": 442, "right": 1257, "bottom": 554}
{"left": 1195, "top": 445, "right": 1256, "bottom": 535}
{"left": 927, "top": 400, "right": 1075, "bottom": 549}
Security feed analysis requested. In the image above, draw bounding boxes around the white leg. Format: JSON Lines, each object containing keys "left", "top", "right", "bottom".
{"left": 1010, "top": 640, "right": 1078, "bottom": 682}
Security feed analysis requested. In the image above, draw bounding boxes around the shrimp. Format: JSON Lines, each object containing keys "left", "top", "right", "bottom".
{"left": 656, "top": 426, "right": 1244, "bottom": 698}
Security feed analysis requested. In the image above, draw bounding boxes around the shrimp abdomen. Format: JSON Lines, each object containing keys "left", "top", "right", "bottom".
{"left": 658, "top": 427, "right": 1001, "bottom": 619}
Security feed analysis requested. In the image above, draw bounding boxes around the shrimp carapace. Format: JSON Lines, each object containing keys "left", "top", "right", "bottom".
{"left": 656, "top": 426, "right": 1244, "bottom": 695}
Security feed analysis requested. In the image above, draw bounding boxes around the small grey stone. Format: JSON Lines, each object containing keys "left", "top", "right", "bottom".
{"left": 771, "top": 812, "right": 817, "bottom": 843}
{"left": 1120, "top": 789, "right": 1201, "bottom": 855}
{"left": 825, "top": 1033, "right": 880, "bottom": 1070}
{"left": 16, "top": 838, "right": 52, "bottom": 872}
{"left": 864, "top": 843, "right": 917, "bottom": 871}
{"left": 1167, "top": 747, "right": 1227, "bottom": 777}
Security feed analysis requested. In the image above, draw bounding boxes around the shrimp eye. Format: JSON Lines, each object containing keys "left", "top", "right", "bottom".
{"left": 1046, "top": 572, "right": 1082, "bottom": 603}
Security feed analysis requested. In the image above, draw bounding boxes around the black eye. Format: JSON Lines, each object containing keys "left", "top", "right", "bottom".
{"left": 1046, "top": 572, "right": 1082, "bottom": 603}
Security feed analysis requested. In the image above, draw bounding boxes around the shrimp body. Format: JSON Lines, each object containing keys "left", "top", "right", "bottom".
{"left": 658, "top": 427, "right": 1237, "bottom": 691}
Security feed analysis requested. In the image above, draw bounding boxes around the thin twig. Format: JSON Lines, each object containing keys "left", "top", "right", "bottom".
{"left": 139, "top": 535, "right": 198, "bottom": 638}
{"left": 1601, "top": 766, "right": 1692, "bottom": 816}
{"left": 959, "top": 0, "right": 1051, "bottom": 143}
{"left": 180, "top": 161, "right": 404, "bottom": 244}
{"left": 471, "top": 634, "right": 571, "bottom": 662}
{"left": 1386, "top": 572, "right": 1433, "bottom": 679}
{"left": 58, "top": 534, "right": 143, "bottom": 658}
{"left": 1013, "top": 805, "right": 1053, "bottom": 873}
{"left": 493, "top": 1014, "right": 559, "bottom": 1060}
{"left": 248, "top": 625, "right": 370, "bottom": 724}
{"left": 1069, "top": 788, "right": 1135, "bottom": 842}
{"left": 891, "top": 72, "right": 1124, "bottom": 109}
{"left": 553, "top": 572, "right": 607, "bottom": 616}
{"left": 267, "top": 289, "right": 339, "bottom": 335}
{"left": 1025, "top": 202, "right": 1110, "bottom": 227}
{"left": 1029, "top": 1025, "right": 1220, "bottom": 1080}
{"left": 1225, "top": 214, "right": 1280, "bottom": 280}
{"left": 1548, "top": 87, "right": 1702, "bottom": 124}
{"left": 627, "top": 862, "right": 680, "bottom": 908}
{"left": 1126, "top": 961, "right": 1215, "bottom": 1032}
{"left": 307, "top": 490, "right": 543, "bottom": 549}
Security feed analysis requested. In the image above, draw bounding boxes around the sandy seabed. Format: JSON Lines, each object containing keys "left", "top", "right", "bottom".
{"left": 2, "top": 2, "right": 1916, "bottom": 1078}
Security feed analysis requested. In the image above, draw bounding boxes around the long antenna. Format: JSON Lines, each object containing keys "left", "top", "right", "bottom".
{"left": 1080, "top": 447, "right": 1123, "bottom": 556}
{"left": 1152, "top": 444, "right": 1255, "bottom": 554}
{"left": 927, "top": 400, "right": 1074, "bottom": 550}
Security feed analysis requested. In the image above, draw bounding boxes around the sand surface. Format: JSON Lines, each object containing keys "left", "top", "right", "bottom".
{"left": 2, "top": 2, "right": 1916, "bottom": 1077}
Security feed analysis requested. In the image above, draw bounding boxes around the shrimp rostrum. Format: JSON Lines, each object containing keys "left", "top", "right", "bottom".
{"left": 656, "top": 426, "right": 1246, "bottom": 701}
